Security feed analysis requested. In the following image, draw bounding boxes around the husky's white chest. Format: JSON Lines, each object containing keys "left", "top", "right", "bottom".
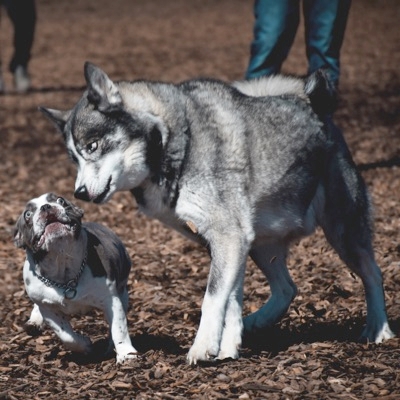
{"left": 133, "top": 183, "right": 179, "bottom": 224}
{"left": 133, "top": 183, "right": 205, "bottom": 242}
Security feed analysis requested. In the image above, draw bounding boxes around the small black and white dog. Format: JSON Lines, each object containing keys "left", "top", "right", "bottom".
{"left": 14, "top": 192, "right": 137, "bottom": 363}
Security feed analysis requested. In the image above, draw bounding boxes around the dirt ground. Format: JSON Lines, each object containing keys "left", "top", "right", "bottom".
{"left": 1, "top": 0, "right": 400, "bottom": 398}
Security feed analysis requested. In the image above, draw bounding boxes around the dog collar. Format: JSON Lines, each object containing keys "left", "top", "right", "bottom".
{"left": 34, "top": 254, "right": 87, "bottom": 300}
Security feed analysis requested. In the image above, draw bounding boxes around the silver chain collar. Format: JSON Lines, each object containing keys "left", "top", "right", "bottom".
{"left": 34, "top": 254, "right": 87, "bottom": 300}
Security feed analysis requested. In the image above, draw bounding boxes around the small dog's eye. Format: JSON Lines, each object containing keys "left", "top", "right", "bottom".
{"left": 24, "top": 210, "right": 32, "bottom": 221}
{"left": 86, "top": 141, "right": 98, "bottom": 154}
{"left": 56, "top": 197, "right": 65, "bottom": 206}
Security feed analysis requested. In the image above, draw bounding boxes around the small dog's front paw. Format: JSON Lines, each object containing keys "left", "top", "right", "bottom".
{"left": 65, "top": 335, "right": 93, "bottom": 354}
{"left": 83, "top": 340, "right": 94, "bottom": 354}
{"left": 115, "top": 344, "right": 139, "bottom": 364}
{"left": 79, "top": 335, "right": 93, "bottom": 354}
{"left": 116, "top": 351, "right": 139, "bottom": 364}
{"left": 24, "top": 321, "right": 43, "bottom": 337}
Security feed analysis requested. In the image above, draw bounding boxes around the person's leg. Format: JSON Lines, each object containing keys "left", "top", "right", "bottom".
{"left": 303, "top": 0, "right": 351, "bottom": 88}
{"left": 0, "top": 4, "right": 4, "bottom": 93}
{"left": 4, "top": 0, "right": 36, "bottom": 92}
{"left": 246, "top": 0, "right": 300, "bottom": 79}
{"left": 5, "top": 0, "right": 36, "bottom": 72}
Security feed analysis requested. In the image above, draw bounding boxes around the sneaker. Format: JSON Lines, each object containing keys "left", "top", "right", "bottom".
{"left": 14, "top": 65, "right": 31, "bottom": 93}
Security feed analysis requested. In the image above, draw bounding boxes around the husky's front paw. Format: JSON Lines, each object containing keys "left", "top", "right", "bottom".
{"left": 217, "top": 321, "right": 242, "bottom": 361}
{"left": 187, "top": 341, "right": 219, "bottom": 365}
{"left": 361, "top": 322, "right": 395, "bottom": 344}
{"left": 216, "top": 347, "right": 239, "bottom": 361}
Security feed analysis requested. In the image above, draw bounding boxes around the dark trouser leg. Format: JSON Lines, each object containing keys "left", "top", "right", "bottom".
{"left": 4, "top": 0, "right": 36, "bottom": 73}
{"left": 303, "top": 0, "right": 351, "bottom": 88}
{"left": 246, "top": 0, "right": 300, "bottom": 79}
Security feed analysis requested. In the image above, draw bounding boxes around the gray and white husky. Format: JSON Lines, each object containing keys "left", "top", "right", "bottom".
{"left": 40, "top": 63, "right": 394, "bottom": 364}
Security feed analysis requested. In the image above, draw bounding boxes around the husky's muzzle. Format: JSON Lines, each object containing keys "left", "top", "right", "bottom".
{"left": 74, "top": 176, "right": 111, "bottom": 204}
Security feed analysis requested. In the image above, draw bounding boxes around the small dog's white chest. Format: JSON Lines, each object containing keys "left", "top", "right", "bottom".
{"left": 24, "top": 261, "right": 106, "bottom": 315}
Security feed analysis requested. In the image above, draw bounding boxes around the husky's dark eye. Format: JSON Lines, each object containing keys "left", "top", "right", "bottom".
{"left": 24, "top": 210, "right": 33, "bottom": 222}
{"left": 56, "top": 197, "right": 65, "bottom": 206}
{"left": 86, "top": 141, "right": 98, "bottom": 154}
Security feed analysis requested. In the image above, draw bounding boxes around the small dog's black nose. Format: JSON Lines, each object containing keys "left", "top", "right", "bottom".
{"left": 40, "top": 203, "right": 52, "bottom": 212}
{"left": 74, "top": 185, "right": 91, "bottom": 202}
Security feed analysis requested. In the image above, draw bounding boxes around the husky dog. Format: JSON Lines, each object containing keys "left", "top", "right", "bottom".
{"left": 40, "top": 63, "right": 394, "bottom": 364}
{"left": 14, "top": 193, "right": 137, "bottom": 363}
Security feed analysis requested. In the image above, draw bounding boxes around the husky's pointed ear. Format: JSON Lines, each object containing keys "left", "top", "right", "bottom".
{"left": 39, "top": 107, "right": 71, "bottom": 133}
{"left": 305, "top": 69, "right": 337, "bottom": 116}
{"left": 84, "top": 62, "right": 122, "bottom": 113}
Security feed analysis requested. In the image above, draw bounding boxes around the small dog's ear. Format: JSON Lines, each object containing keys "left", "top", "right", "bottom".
{"left": 84, "top": 62, "right": 122, "bottom": 113}
{"left": 13, "top": 220, "right": 26, "bottom": 249}
{"left": 39, "top": 107, "right": 71, "bottom": 133}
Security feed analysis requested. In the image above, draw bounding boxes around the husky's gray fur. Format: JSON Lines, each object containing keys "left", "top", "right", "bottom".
{"left": 40, "top": 63, "right": 394, "bottom": 364}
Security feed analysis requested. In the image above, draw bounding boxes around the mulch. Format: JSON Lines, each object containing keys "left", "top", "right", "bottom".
{"left": 1, "top": 0, "right": 400, "bottom": 398}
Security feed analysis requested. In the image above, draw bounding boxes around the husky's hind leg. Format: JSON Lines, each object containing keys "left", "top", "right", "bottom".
{"left": 350, "top": 248, "right": 394, "bottom": 342}
{"left": 323, "top": 225, "right": 394, "bottom": 343}
{"left": 320, "top": 144, "right": 394, "bottom": 343}
{"left": 244, "top": 243, "right": 297, "bottom": 334}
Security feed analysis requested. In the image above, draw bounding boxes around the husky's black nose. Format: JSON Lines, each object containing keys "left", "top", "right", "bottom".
{"left": 74, "top": 185, "right": 91, "bottom": 202}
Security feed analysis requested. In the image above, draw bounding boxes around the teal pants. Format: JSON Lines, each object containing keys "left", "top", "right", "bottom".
{"left": 246, "top": 0, "right": 351, "bottom": 87}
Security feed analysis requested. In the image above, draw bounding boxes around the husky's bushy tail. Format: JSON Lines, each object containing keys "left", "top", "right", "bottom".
{"left": 233, "top": 68, "right": 337, "bottom": 118}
